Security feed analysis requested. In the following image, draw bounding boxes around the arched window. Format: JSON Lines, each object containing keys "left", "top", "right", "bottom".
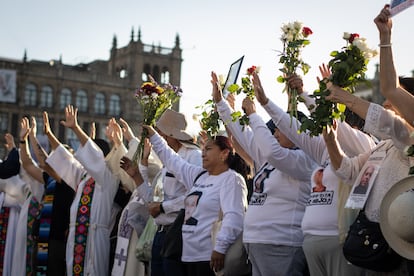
{"left": 60, "top": 88, "right": 72, "bottom": 110}
{"left": 94, "top": 92, "right": 105, "bottom": 114}
{"left": 142, "top": 64, "right": 151, "bottom": 82}
{"left": 109, "top": 94, "right": 121, "bottom": 116}
{"left": 76, "top": 90, "right": 88, "bottom": 112}
{"left": 24, "top": 83, "right": 37, "bottom": 106}
{"left": 161, "top": 68, "right": 170, "bottom": 84}
{"left": 40, "top": 85, "right": 53, "bottom": 108}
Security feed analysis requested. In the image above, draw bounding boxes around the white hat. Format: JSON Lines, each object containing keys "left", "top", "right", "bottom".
{"left": 156, "top": 109, "right": 194, "bottom": 141}
{"left": 380, "top": 175, "right": 414, "bottom": 260}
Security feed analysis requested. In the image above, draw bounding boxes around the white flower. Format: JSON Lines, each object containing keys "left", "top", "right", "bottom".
{"left": 293, "top": 21, "right": 303, "bottom": 31}
{"left": 151, "top": 92, "right": 159, "bottom": 99}
{"left": 343, "top": 32, "right": 351, "bottom": 40}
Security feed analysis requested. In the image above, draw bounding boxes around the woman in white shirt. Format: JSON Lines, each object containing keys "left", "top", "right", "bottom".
{"left": 122, "top": 126, "right": 248, "bottom": 276}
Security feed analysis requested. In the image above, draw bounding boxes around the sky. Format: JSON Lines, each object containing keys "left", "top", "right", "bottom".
{"left": 1, "top": 0, "right": 413, "bottom": 135}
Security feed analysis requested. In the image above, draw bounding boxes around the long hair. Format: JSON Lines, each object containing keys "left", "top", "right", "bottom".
{"left": 212, "top": 135, "right": 251, "bottom": 179}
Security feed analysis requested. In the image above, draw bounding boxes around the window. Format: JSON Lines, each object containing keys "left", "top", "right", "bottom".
{"left": 142, "top": 64, "right": 151, "bottom": 81}
{"left": 109, "top": 94, "right": 121, "bottom": 116}
{"left": 60, "top": 88, "right": 72, "bottom": 110}
{"left": 0, "top": 112, "right": 8, "bottom": 132}
{"left": 161, "top": 70, "right": 170, "bottom": 84}
{"left": 76, "top": 90, "right": 88, "bottom": 112}
{"left": 40, "top": 86, "right": 53, "bottom": 108}
{"left": 94, "top": 92, "right": 105, "bottom": 114}
{"left": 119, "top": 69, "right": 128, "bottom": 79}
{"left": 24, "top": 83, "right": 37, "bottom": 106}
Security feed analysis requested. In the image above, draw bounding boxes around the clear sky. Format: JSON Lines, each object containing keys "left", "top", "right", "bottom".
{"left": 1, "top": 0, "right": 413, "bottom": 135}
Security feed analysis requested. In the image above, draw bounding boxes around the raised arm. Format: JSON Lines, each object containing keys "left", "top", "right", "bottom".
{"left": 29, "top": 116, "right": 62, "bottom": 182}
{"left": 19, "top": 117, "right": 43, "bottom": 183}
{"left": 374, "top": 5, "right": 414, "bottom": 125}
{"left": 60, "top": 105, "right": 89, "bottom": 146}
{"left": 43, "top": 111, "right": 61, "bottom": 151}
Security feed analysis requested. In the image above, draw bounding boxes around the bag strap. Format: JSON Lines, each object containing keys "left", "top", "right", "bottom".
{"left": 193, "top": 170, "right": 207, "bottom": 184}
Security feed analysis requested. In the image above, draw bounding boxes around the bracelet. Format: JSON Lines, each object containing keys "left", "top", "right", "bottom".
{"left": 19, "top": 140, "right": 26, "bottom": 144}
{"left": 378, "top": 43, "right": 392, "bottom": 48}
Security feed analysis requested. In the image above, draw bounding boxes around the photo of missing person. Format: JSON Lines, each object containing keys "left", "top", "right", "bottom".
{"left": 184, "top": 191, "right": 202, "bottom": 225}
{"left": 312, "top": 168, "right": 326, "bottom": 193}
{"left": 353, "top": 165, "right": 375, "bottom": 194}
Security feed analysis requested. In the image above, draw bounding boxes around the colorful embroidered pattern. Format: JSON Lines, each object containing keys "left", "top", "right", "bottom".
{"left": 0, "top": 207, "right": 10, "bottom": 274}
{"left": 27, "top": 196, "right": 41, "bottom": 275}
{"left": 73, "top": 176, "right": 95, "bottom": 276}
{"left": 36, "top": 176, "right": 56, "bottom": 275}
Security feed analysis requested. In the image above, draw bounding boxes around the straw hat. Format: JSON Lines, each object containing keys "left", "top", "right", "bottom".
{"left": 380, "top": 175, "right": 414, "bottom": 260}
{"left": 156, "top": 109, "right": 194, "bottom": 141}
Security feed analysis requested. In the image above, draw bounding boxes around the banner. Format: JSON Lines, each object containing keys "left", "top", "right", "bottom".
{"left": 0, "top": 69, "right": 17, "bottom": 103}
{"left": 390, "top": 0, "right": 414, "bottom": 16}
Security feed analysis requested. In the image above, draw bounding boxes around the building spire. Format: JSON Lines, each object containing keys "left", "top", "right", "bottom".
{"left": 130, "top": 27, "right": 135, "bottom": 42}
{"left": 175, "top": 33, "right": 180, "bottom": 48}
{"left": 137, "top": 26, "right": 142, "bottom": 42}
{"left": 112, "top": 34, "right": 118, "bottom": 49}
{"left": 23, "top": 49, "right": 27, "bottom": 63}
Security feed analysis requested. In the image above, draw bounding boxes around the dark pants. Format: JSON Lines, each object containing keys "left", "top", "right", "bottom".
{"left": 47, "top": 239, "right": 66, "bottom": 276}
{"left": 183, "top": 261, "right": 215, "bottom": 276}
{"left": 151, "top": 230, "right": 186, "bottom": 276}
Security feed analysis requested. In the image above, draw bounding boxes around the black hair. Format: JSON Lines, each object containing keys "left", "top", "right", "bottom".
{"left": 399, "top": 76, "right": 414, "bottom": 95}
{"left": 266, "top": 111, "right": 308, "bottom": 135}
{"left": 93, "top": 138, "right": 110, "bottom": 157}
{"left": 213, "top": 135, "right": 251, "bottom": 179}
{"left": 344, "top": 108, "right": 365, "bottom": 130}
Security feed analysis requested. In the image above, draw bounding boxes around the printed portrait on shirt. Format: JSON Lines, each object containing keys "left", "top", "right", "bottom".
{"left": 312, "top": 168, "right": 326, "bottom": 193}
{"left": 308, "top": 166, "right": 334, "bottom": 206}
{"left": 184, "top": 191, "right": 202, "bottom": 225}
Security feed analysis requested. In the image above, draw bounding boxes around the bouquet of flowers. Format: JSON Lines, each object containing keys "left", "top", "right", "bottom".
{"left": 299, "top": 32, "right": 378, "bottom": 136}
{"left": 277, "top": 21, "right": 313, "bottom": 121}
{"left": 227, "top": 65, "right": 259, "bottom": 129}
{"left": 133, "top": 76, "right": 182, "bottom": 161}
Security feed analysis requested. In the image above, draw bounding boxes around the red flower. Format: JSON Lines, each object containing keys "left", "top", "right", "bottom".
{"left": 302, "top": 27, "right": 313, "bottom": 37}
{"left": 247, "top": 66, "right": 257, "bottom": 75}
{"left": 349, "top": 33, "right": 360, "bottom": 43}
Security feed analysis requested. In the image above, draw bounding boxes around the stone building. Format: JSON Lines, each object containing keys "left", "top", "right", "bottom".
{"left": 0, "top": 28, "right": 182, "bottom": 158}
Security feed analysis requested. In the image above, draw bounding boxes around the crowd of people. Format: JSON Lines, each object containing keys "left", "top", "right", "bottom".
{"left": 1, "top": 4, "right": 414, "bottom": 276}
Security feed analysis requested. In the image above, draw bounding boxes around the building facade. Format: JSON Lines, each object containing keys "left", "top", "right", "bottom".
{"left": 0, "top": 28, "right": 182, "bottom": 158}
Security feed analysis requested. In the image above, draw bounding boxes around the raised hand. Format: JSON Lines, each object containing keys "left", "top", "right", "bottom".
{"left": 211, "top": 71, "right": 223, "bottom": 103}
{"left": 252, "top": 71, "right": 268, "bottom": 105}
{"left": 374, "top": 5, "right": 392, "bottom": 39}
{"left": 60, "top": 105, "right": 78, "bottom": 129}
{"left": 242, "top": 97, "right": 256, "bottom": 116}
{"left": 317, "top": 63, "right": 332, "bottom": 83}
{"left": 120, "top": 156, "right": 139, "bottom": 178}
{"left": 141, "top": 125, "right": 156, "bottom": 137}
{"left": 287, "top": 75, "right": 304, "bottom": 94}
{"left": 4, "top": 133, "right": 16, "bottom": 151}
{"left": 43, "top": 111, "right": 52, "bottom": 135}
{"left": 20, "top": 117, "right": 31, "bottom": 141}
{"left": 111, "top": 119, "right": 123, "bottom": 146}
{"left": 29, "top": 116, "right": 37, "bottom": 138}
{"left": 119, "top": 118, "right": 134, "bottom": 142}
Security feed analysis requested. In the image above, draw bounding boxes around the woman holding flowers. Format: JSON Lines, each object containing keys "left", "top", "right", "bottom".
{"left": 212, "top": 71, "right": 316, "bottom": 276}
{"left": 252, "top": 71, "right": 374, "bottom": 276}
{"left": 321, "top": 66, "right": 414, "bottom": 274}
{"left": 136, "top": 124, "right": 248, "bottom": 276}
